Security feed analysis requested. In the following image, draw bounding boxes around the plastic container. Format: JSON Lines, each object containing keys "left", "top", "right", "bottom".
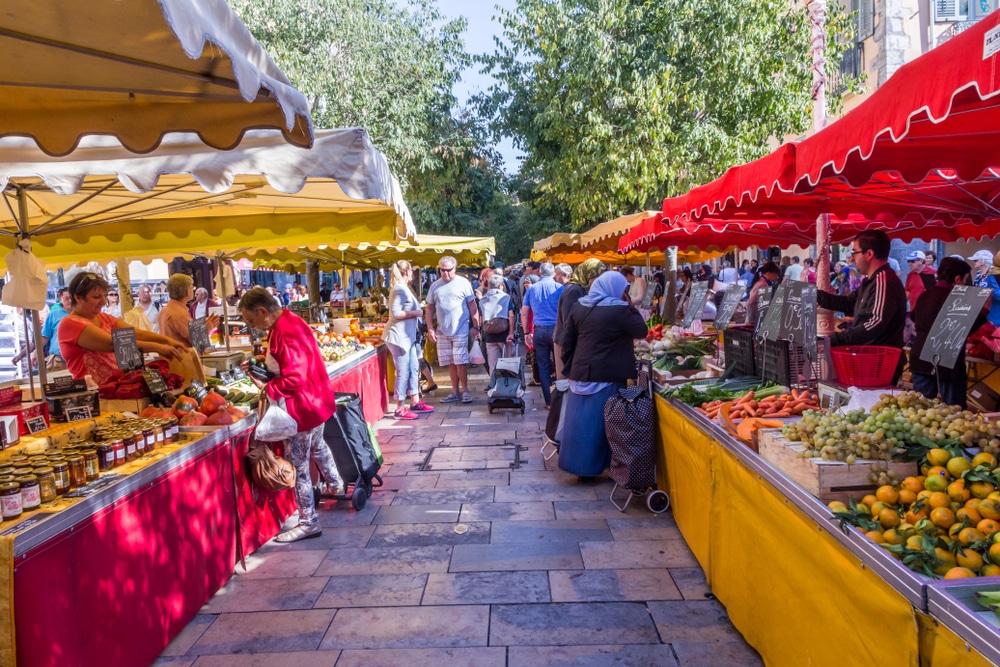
{"left": 830, "top": 346, "right": 902, "bottom": 387}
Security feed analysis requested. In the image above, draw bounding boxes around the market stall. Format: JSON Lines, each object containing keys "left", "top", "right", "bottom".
{"left": 615, "top": 12, "right": 1000, "bottom": 664}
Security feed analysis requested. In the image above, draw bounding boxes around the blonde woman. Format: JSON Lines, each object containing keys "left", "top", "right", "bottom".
{"left": 382, "top": 260, "right": 435, "bottom": 419}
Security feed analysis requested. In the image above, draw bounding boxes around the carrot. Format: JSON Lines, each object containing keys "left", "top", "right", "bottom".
{"left": 791, "top": 388, "right": 800, "bottom": 400}
{"left": 772, "top": 409, "right": 791, "bottom": 417}
{"left": 734, "top": 392, "right": 754, "bottom": 406}
{"left": 790, "top": 404, "right": 806, "bottom": 415}
{"left": 745, "top": 405, "right": 757, "bottom": 417}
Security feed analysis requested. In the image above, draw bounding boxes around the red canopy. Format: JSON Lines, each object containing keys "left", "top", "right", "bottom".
{"left": 637, "top": 10, "right": 1000, "bottom": 251}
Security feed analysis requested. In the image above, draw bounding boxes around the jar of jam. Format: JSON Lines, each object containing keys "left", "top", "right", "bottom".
{"left": 13, "top": 466, "right": 33, "bottom": 477}
{"left": 0, "top": 481, "right": 21, "bottom": 519}
{"left": 81, "top": 449, "right": 99, "bottom": 482}
{"left": 0, "top": 467, "right": 14, "bottom": 478}
{"left": 142, "top": 423, "right": 156, "bottom": 451}
{"left": 152, "top": 423, "right": 164, "bottom": 448}
{"left": 27, "top": 457, "right": 48, "bottom": 467}
{"left": 95, "top": 443, "right": 114, "bottom": 471}
{"left": 33, "top": 467, "right": 56, "bottom": 503}
{"left": 110, "top": 437, "right": 125, "bottom": 467}
{"left": 51, "top": 461, "right": 70, "bottom": 495}
{"left": 66, "top": 455, "right": 86, "bottom": 488}
{"left": 163, "top": 417, "right": 178, "bottom": 444}
{"left": 123, "top": 432, "right": 138, "bottom": 462}
{"left": 0, "top": 475, "right": 14, "bottom": 485}
{"left": 15, "top": 475, "right": 39, "bottom": 511}
{"left": 9, "top": 456, "right": 27, "bottom": 466}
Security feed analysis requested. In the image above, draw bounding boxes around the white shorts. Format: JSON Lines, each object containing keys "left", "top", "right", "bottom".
{"left": 436, "top": 333, "right": 469, "bottom": 366}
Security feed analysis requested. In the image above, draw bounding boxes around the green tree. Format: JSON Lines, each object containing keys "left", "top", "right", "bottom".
{"left": 232, "top": 0, "right": 470, "bottom": 174}
{"left": 479, "top": 0, "right": 855, "bottom": 228}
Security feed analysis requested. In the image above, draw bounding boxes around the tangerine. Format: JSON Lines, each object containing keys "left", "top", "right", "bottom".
{"left": 990, "top": 543, "right": 1000, "bottom": 566}
{"left": 879, "top": 508, "right": 901, "bottom": 529}
{"left": 957, "top": 507, "right": 983, "bottom": 525}
{"left": 947, "top": 457, "right": 973, "bottom": 479}
{"left": 928, "top": 492, "right": 951, "bottom": 509}
{"left": 898, "top": 489, "right": 917, "bottom": 506}
{"left": 973, "top": 452, "right": 998, "bottom": 468}
{"left": 924, "top": 475, "right": 948, "bottom": 493}
{"left": 948, "top": 479, "right": 971, "bottom": 503}
{"left": 979, "top": 499, "right": 1000, "bottom": 520}
{"left": 876, "top": 486, "right": 899, "bottom": 505}
{"left": 957, "top": 548, "right": 985, "bottom": 571}
{"left": 901, "top": 476, "right": 924, "bottom": 493}
{"left": 971, "top": 482, "right": 996, "bottom": 500}
{"left": 860, "top": 494, "right": 879, "bottom": 509}
{"left": 930, "top": 507, "right": 957, "bottom": 529}
{"left": 883, "top": 529, "right": 906, "bottom": 545}
{"left": 933, "top": 547, "right": 958, "bottom": 575}
{"left": 865, "top": 530, "right": 885, "bottom": 544}
{"left": 978, "top": 519, "right": 1000, "bottom": 535}
{"left": 944, "top": 567, "right": 977, "bottom": 579}
{"left": 982, "top": 564, "right": 1000, "bottom": 577}
{"left": 927, "top": 448, "right": 951, "bottom": 467}
{"left": 906, "top": 535, "right": 925, "bottom": 550}
{"left": 827, "top": 501, "right": 848, "bottom": 513}
{"left": 870, "top": 501, "right": 892, "bottom": 517}
{"left": 927, "top": 466, "right": 951, "bottom": 481}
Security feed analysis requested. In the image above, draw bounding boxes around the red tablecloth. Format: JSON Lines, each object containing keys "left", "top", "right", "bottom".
{"left": 229, "top": 428, "right": 298, "bottom": 560}
{"left": 329, "top": 347, "right": 388, "bottom": 425}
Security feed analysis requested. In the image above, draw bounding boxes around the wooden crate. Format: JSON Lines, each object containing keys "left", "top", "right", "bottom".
{"left": 756, "top": 429, "right": 918, "bottom": 504}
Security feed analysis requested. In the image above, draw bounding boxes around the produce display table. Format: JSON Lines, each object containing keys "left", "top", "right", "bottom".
{"left": 656, "top": 396, "right": 998, "bottom": 667}
{"left": 326, "top": 346, "right": 388, "bottom": 424}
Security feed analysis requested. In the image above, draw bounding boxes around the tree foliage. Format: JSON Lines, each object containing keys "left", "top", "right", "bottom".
{"left": 231, "top": 0, "right": 470, "bottom": 174}
{"left": 478, "top": 0, "right": 855, "bottom": 228}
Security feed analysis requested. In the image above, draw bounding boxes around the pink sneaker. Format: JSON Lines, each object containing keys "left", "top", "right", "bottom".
{"left": 394, "top": 407, "right": 419, "bottom": 420}
{"left": 410, "top": 401, "right": 435, "bottom": 413}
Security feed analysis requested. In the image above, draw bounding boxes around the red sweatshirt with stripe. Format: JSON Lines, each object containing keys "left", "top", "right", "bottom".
{"left": 816, "top": 264, "right": 906, "bottom": 349}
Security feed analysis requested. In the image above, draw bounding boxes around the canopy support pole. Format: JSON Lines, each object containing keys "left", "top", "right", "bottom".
{"left": 216, "top": 254, "right": 232, "bottom": 354}
{"left": 15, "top": 188, "right": 47, "bottom": 392}
{"left": 810, "top": 0, "right": 835, "bottom": 336}
{"left": 22, "top": 310, "right": 35, "bottom": 403}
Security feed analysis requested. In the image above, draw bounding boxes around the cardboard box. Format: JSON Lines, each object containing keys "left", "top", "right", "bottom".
{"left": 45, "top": 390, "right": 100, "bottom": 423}
{"left": 0, "top": 402, "right": 49, "bottom": 436}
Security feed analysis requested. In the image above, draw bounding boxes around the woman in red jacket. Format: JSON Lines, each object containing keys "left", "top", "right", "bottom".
{"left": 239, "top": 287, "right": 344, "bottom": 543}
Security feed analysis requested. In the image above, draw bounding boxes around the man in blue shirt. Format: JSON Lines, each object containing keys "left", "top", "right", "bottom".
{"left": 41, "top": 288, "right": 72, "bottom": 368}
{"left": 522, "top": 262, "right": 563, "bottom": 408}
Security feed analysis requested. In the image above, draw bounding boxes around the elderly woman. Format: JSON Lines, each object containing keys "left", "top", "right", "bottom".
{"left": 383, "top": 260, "right": 435, "bottom": 419}
{"left": 479, "top": 274, "right": 516, "bottom": 375}
{"left": 558, "top": 271, "right": 647, "bottom": 481}
{"left": 159, "top": 274, "right": 220, "bottom": 345}
{"left": 554, "top": 259, "right": 606, "bottom": 382}
{"left": 58, "top": 272, "right": 186, "bottom": 384}
{"left": 239, "top": 287, "right": 345, "bottom": 543}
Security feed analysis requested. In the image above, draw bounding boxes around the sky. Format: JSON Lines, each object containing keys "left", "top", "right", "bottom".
{"left": 434, "top": 0, "right": 522, "bottom": 174}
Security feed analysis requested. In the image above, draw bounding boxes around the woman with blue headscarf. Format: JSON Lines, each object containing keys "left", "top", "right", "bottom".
{"left": 558, "top": 270, "right": 648, "bottom": 481}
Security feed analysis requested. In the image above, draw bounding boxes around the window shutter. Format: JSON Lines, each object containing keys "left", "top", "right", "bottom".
{"left": 857, "top": 0, "right": 875, "bottom": 39}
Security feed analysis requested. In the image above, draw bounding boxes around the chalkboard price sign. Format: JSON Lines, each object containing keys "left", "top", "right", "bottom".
{"left": 758, "top": 284, "right": 789, "bottom": 342}
{"left": 233, "top": 368, "right": 247, "bottom": 382}
{"left": 778, "top": 282, "right": 818, "bottom": 360}
{"left": 112, "top": 327, "right": 143, "bottom": 371}
{"left": 714, "top": 288, "right": 745, "bottom": 330}
{"left": 919, "top": 285, "right": 991, "bottom": 370}
{"left": 755, "top": 289, "right": 773, "bottom": 332}
{"left": 682, "top": 281, "right": 711, "bottom": 328}
{"left": 188, "top": 317, "right": 211, "bottom": 354}
{"left": 142, "top": 369, "right": 169, "bottom": 394}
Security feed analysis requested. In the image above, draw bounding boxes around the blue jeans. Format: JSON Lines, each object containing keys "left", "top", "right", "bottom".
{"left": 533, "top": 324, "right": 555, "bottom": 406}
{"left": 389, "top": 343, "right": 420, "bottom": 401}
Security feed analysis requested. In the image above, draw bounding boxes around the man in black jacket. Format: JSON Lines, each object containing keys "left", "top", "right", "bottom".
{"left": 816, "top": 231, "right": 907, "bottom": 378}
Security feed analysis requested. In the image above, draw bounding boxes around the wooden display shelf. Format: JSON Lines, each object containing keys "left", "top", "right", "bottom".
{"left": 756, "top": 428, "right": 918, "bottom": 504}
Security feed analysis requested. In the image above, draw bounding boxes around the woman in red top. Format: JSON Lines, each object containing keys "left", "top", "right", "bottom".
{"left": 239, "top": 287, "right": 344, "bottom": 543}
{"left": 59, "top": 272, "right": 185, "bottom": 384}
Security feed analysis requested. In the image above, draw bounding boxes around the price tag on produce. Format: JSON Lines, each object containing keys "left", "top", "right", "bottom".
{"left": 25, "top": 416, "right": 48, "bottom": 434}
{"left": 112, "top": 327, "right": 143, "bottom": 371}
{"left": 142, "top": 369, "right": 169, "bottom": 394}
{"left": 777, "top": 282, "right": 818, "bottom": 360}
{"left": 188, "top": 317, "right": 211, "bottom": 354}
{"left": 758, "top": 283, "right": 788, "bottom": 343}
{"left": 681, "top": 281, "right": 711, "bottom": 328}
{"left": 219, "top": 370, "right": 234, "bottom": 385}
{"left": 65, "top": 406, "right": 92, "bottom": 423}
{"left": 919, "top": 285, "right": 991, "bottom": 370}
{"left": 233, "top": 368, "right": 247, "bottom": 382}
{"left": 714, "top": 288, "right": 745, "bottom": 330}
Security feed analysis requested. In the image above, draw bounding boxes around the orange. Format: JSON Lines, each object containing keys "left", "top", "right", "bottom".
{"left": 870, "top": 501, "right": 892, "bottom": 517}
{"left": 883, "top": 529, "right": 906, "bottom": 545}
{"left": 978, "top": 519, "right": 1000, "bottom": 535}
{"left": 948, "top": 523, "right": 965, "bottom": 541}
{"left": 927, "top": 448, "right": 951, "bottom": 467}
{"left": 924, "top": 475, "right": 948, "bottom": 493}
{"left": 905, "top": 507, "right": 930, "bottom": 524}
{"left": 933, "top": 547, "right": 958, "bottom": 575}
{"left": 879, "top": 508, "right": 901, "bottom": 529}
{"left": 957, "top": 507, "right": 983, "bottom": 525}
{"left": 928, "top": 492, "right": 951, "bottom": 509}
{"left": 898, "top": 489, "right": 917, "bottom": 506}
{"left": 990, "top": 543, "right": 1000, "bottom": 566}
{"left": 971, "top": 482, "right": 996, "bottom": 500}
{"left": 927, "top": 466, "right": 951, "bottom": 480}
{"left": 967, "top": 498, "right": 982, "bottom": 511}
{"left": 979, "top": 499, "right": 1000, "bottom": 520}
{"left": 958, "top": 527, "right": 987, "bottom": 546}
{"left": 948, "top": 479, "right": 972, "bottom": 503}
{"left": 944, "top": 567, "right": 977, "bottom": 579}
{"left": 930, "top": 507, "right": 957, "bottom": 529}
{"left": 876, "top": 486, "right": 899, "bottom": 505}
{"left": 917, "top": 489, "right": 934, "bottom": 503}
{"left": 906, "top": 535, "right": 926, "bottom": 550}
{"left": 865, "top": 530, "right": 886, "bottom": 544}
{"left": 981, "top": 564, "right": 1000, "bottom": 577}
{"left": 957, "top": 548, "right": 985, "bottom": 571}
{"left": 973, "top": 452, "right": 998, "bottom": 468}
{"left": 860, "top": 494, "right": 879, "bottom": 509}
{"left": 901, "top": 476, "right": 924, "bottom": 494}
{"left": 947, "top": 457, "right": 973, "bottom": 479}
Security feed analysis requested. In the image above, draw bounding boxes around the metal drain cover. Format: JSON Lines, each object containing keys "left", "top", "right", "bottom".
{"left": 418, "top": 442, "right": 526, "bottom": 471}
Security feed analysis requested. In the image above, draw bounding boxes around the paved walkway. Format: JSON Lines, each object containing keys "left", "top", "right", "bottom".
{"left": 157, "top": 368, "right": 761, "bottom": 666}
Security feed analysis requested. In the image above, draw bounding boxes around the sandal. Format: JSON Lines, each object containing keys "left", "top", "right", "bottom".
{"left": 274, "top": 524, "right": 323, "bottom": 543}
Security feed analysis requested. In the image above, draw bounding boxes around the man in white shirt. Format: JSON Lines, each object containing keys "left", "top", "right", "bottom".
{"left": 137, "top": 284, "right": 160, "bottom": 333}
{"left": 717, "top": 261, "right": 738, "bottom": 285}
{"left": 783, "top": 256, "right": 804, "bottom": 282}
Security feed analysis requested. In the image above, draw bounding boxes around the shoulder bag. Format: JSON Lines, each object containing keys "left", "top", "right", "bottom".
{"left": 246, "top": 438, "right": 296, "bottom": 491}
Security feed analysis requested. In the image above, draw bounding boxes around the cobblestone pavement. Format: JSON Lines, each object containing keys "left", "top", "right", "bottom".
{"left": 157, "top": 368, "right": 762, "bottom": 666}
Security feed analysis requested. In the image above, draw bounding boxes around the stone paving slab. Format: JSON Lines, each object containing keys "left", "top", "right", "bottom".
{"left": 494, "top": 484, "right": 598, "bottom": 503}
{"left": 153, "top": 658, "right": 194, "bottom": 667}
{"left": 459, "top": 501, "right": 556, "bottom": 522}
{"left": 672, "top": 641, "right": 764, "bottom": 666}
{"left": 184, "top": 652, "right": 341, "bottom": 666}
{"left": 367, "top": 521, "right": 491, "bottom": 547}
{"left": 375, "top": 474, "right": 440, "bottom": 491}
{"left": 489, "top": 603, "right": 660, "bottom": 646}
{"left": 553, "top": 500, "right": 660, "bottom": 521}
{"left": 391, "top": 488, "right": 495, "bottom": 506}
{"left": 159, "top": 615, "right": 216, "bottom": 656}
{"left": 549, "top": 569, "right": 683, "bottom": 602}
{"left": 255, "top": 525, "right": 375, "bottom": 553}
{"left": 319, "top": 605, "right": 490, "bottom": 649}
{"left": 508, "top": 470, "right": 578, "bottom": 486}
{"left": 372, "top": 503, "right": 461, "bottom": 524}
{"left": 489, "top": 519, "right": 612, "bottom": 544}
{"left": 669, "top": 567, "right": 712, "bottom": 600}
{"left": 435, "top": 471, "right": 510, "bottom": 488}
{"left": 190, "top": 610, "right": 335, "bottom": 654}
{"left": 507, "top": 644, "right": 680, "bottom": 667}
{"left": 315, "top": 545, "right": 452, "bottom": 576}
{"left": 316, "top": 503, "right": 380, "bottom": 527}
{"left": 450, "top": 542, "right": 583, "bottom": 572}
{"left": 335, "top": 647, "right": 508, "bottom": 667}
{"left": 313, "top": 573, "right": 428, "bottom": 608}
{"left": 200, "top": 576, "right": 329, "bottom": 613}
{"left": 422, "top": 571, "right": 551, "bottom": 605}
{"left": 606, "top": 516, "right": 680, "bottom": 541}
{"left": 580, "top": 540, "right": 700, "bottom": 570}
{"left": 648, "top": 600, "right": 746, "bottom": 643}
{"left": 237, "top": 549, "right": 328, "bottom": 579}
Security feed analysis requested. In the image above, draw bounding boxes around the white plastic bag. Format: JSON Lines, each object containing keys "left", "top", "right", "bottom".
{"left": 2, "top": 242, "right": 48, "bottom": 311}
{"left": 469, "top": 340, "right": 486, "bottom": 365}
{"left": 256, "top": 398, "right": 298, "bottom": 441}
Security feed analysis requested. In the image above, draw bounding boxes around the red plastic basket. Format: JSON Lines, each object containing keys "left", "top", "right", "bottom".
{"left": 829, "top": 346, "right": 902, "bottom": 387}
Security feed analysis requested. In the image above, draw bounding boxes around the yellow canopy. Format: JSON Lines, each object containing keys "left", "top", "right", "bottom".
{"left": 0, "top": 0, "right": 313, "bottom": 155}
{"left": 0, "top": 129, "right": 414, "bottom": 270}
